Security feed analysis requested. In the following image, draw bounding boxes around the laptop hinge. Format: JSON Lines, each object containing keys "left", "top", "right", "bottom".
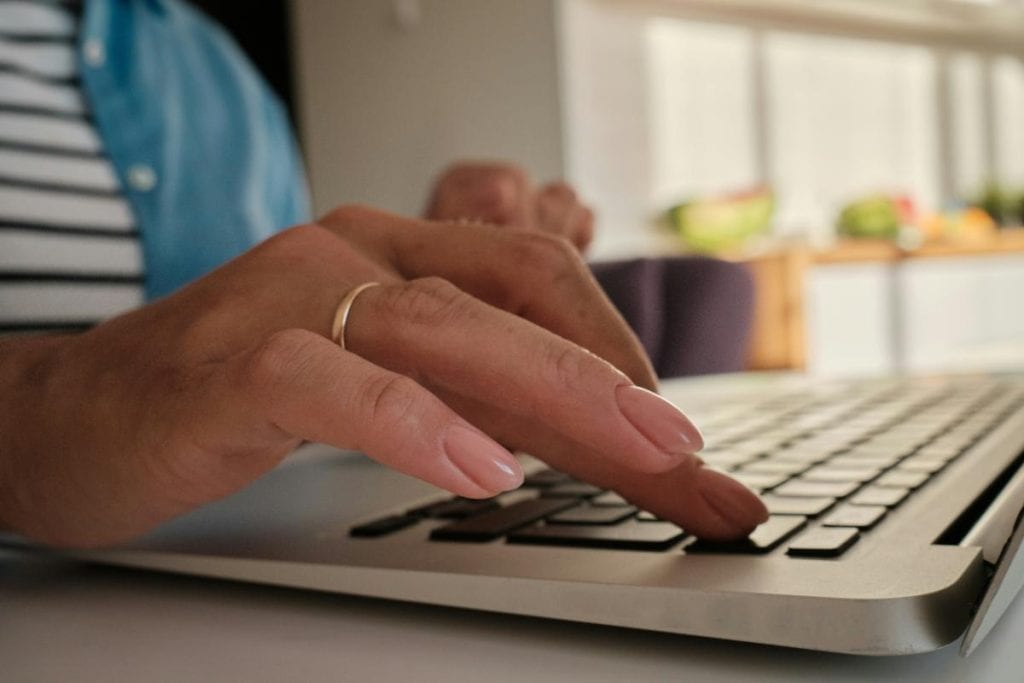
{"left": 959, "top": 462, "right": 1024, "bottom": 657}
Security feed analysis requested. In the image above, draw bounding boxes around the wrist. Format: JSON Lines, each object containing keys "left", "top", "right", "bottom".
{"left": 0, "top": 335, "right": 72, "bottom": 535}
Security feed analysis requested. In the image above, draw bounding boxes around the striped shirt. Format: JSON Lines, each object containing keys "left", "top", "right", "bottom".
{"left": 0, "top": 0, "right": 145, "bottom": 335}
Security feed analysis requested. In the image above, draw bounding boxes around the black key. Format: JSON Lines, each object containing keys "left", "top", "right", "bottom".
{"left": 350, "top": 515, "right": 419, "bottom": 538}
{"left": 430, "top": 498, "right": 576, "bottom": 542}
{"left": 523, "top": 469, "right": 572, "bottom": 488}
{"left": 547, "top": 504, "right": 636, "bottom": 525}
{"left": 850, "top": 486, "right": 910, "bottom": 507}
{"left": 590, "top": 491, "right": 630, "bottom": 507}
{"left": 686, "top": 515, "right": 807, "bottom": 554}
{"left": 408, "top": 497, "right": 500, "bottom": 519}
{"left": 508, "top": 521, "right": 686, "bottom": 551}
{"left": 821, "top": 504, "right": 887, "bottom": 529}
{"left": 760, "top": 495, "right": 835, "bottom": 516}
{"left": 541, "top": 482, "right": 604, "bottom": 498}
{"left": 787, "top": 527, "right": 860, "bottom": 558}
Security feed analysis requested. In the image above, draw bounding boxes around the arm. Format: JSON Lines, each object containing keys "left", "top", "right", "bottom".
{"left": 0, "top": 207, "right": 765, "bottom": 548}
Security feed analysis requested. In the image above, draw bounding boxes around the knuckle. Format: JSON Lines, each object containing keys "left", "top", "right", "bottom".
{"left": 509, "top": 232, "right": 584, "bottom": 283}
{"left": 242, "top": 328, "right": 317, "bottom": 396}
{"left": 360, "top": 373, "right": 422, "bottom": 429}
{"left": 320, "top": 203, "right": 380, "bottom": 231}
{"left": 541, "top": 181, "right": 576, "bottom": 200}
{"left": 386, "top": 277, "right": 477, "bottom": 328}
{"left": 258, "top": 223, "right": 334, "bottom": 258}
{"left": 543, "top": 342, "right": 593, "bottom": 390}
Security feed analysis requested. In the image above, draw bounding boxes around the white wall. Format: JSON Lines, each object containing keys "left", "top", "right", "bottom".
{"left": 291, "top": 0, "right": 565, "bottom": 218}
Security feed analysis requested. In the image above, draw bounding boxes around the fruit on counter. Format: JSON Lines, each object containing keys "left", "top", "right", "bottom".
{"left": 665, "top": 186, "right": 774, "bottom": 252}
{"left": 974, "top": 183, "right": 1013, "bottom": 226}
{"left": 836, "top": 194, "right": 914, "bottom": 239}
{"left": 919, "top": 206, "right": 997, "bottom": 242}
{"left": 971, "top": 183, "right": 1023, "bottom": 227}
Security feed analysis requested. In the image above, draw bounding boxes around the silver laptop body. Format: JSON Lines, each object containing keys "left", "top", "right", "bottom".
{"left": 7, "top": 374, "right": 1024, "bottom": 656}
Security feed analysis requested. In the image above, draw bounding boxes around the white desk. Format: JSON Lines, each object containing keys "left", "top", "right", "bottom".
{"left": 2, "top": 545, "right": 1022, "bottom": 682}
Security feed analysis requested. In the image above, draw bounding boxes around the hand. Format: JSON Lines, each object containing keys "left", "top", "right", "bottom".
{"left": 0, "top": 206, "right": 766, "bottom": 548}
{"left": 425, "top": 162, "right": 595, "bottom": 252}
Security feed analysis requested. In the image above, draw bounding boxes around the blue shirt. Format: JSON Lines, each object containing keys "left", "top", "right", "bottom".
{"left": 79, "top": 0, "right": 311, "bottom": 300}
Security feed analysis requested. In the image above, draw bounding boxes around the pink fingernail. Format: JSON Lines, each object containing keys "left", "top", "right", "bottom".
{"left": 615, "top": 385, "right": 704, "bottom": 461}
{"left": 444, "top": 425, "right": 524, "bottom": 493}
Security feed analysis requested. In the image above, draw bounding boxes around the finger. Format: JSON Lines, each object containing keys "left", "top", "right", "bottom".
{"left": 344, "top": 277, "right": 698, "bottom": 474}
{"left": 174, "top": 224, "right": 403, "bottom": 346}
{"left": 321, "top": 206, "right": 656, "bottom": 390}
{"left": 534, "top": 181, "right": 577, "bottom": 231}
{"left": 426, "top": 163, "right": 532, "bottom": 227}
{"left": 438, "top": 392, "right": 768, "bottom": 540}
{"left": 221, "top": 328, "right": 524, "bottom": 498}
{"left": 535, "top": 182, "right": 591, "bottom": 251}
{"left": 572, "top": 207, "right": 595, "bottom": 252}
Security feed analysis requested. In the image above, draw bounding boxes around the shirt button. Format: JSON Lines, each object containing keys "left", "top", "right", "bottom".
{"left": 127, "top": 164, "right": 157, "bottom": 192}
{"left": 83, "top": 39, "right": 105, "bottom": 68}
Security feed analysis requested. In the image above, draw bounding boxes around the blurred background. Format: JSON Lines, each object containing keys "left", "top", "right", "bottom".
{"left": 200, "top": 0, "right": 1024, "bottom": 379}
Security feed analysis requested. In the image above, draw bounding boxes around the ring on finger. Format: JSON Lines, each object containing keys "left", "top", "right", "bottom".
{"left": 331, "top": 282, "right": 380, "bottom": 351}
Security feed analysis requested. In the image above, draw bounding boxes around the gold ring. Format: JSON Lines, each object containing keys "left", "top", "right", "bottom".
{"left": 331, "top": 282, "right": 380, "bottom": 351}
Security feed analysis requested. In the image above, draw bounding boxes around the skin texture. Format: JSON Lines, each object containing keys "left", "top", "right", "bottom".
{"left": 426, "top": 162, "right": 595, "bottom": 253}
{"left": 0, "top": 206, "right": 767, "bottom": 549}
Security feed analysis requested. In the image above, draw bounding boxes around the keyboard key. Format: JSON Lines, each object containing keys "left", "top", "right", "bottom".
{"left": 802, "top": 466, "right": 880, "bottom": 484}
{"left": 821, "top": 504, "right": 887, "bottom": 529}
{"left": 828, "top": 455, "right": 901, "bottom": 469}
{"left": 876, "top": 470, "right": 930, "bottom": 489}
{"left": 786, "top": 527, "right": 860, "bottom": 558}
{"left": 897, "top": 457, "right": 947, "bottom": 474}
{"left": 541, "top": 482, "right": 604, "bottom": 499}
{"left": 547, "top": 504, "right": 636, "bottom": 525}
{"left": 760, "top": 495, "right": 835, "bottom": 516}
{"left": 636, "top": 510, "right": 662, "bottom": 521}
{"left": 350, "top": 515, "right": 419, "bottom": 538}
{"left": 701, "top": 452, "right": 759, "bottom": 469}
{"left": 729, "top": 471, "right": 789, "bottom": 491}
{"left": 590, "top": 491, "right": 630, "bottom": 507}
{"left": 408, "top": 497, "right": 500, "bottom": 519}
{"left": 508, "top": 521, "right": 686, "bottom": 551}
{"left": 850, "top": 486, "right": 910, "bottom": 507}
{"left": 770, "top": 448, "right": 832, "bottom": 464}
{"left": 773, "top": 480, "right": 860, "bottom": 499}
{"left": 687, "top": 515, "right": 807, "bottom": 554}
{"left": 431, "top": 498, "right": 577, "bottom": 542}
{"left": 740, "top": 460, "right": 811, "bottom": 476}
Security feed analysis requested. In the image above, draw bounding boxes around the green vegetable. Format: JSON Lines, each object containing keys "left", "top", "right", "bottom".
{"left": 666, "top": 189, "right": 774, "bottom": 252}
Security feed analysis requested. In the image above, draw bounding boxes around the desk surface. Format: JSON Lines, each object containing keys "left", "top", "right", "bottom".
{"left": 2, "top": 545, "right": 1023, "bottom": 683}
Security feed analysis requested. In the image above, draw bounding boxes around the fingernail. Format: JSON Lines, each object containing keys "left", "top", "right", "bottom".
{"left": 697, "top": 468, "right": 770, "bottom": 531}
{"left": 615, "top": 385, "right": 704, "bottom": 461}
{"left": 444, "top": 425, "right": 524, "bottom": 493}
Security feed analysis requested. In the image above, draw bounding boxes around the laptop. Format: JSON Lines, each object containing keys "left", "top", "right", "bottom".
{"left": 6, "top": 372, "right": 1024, "bottom": 656}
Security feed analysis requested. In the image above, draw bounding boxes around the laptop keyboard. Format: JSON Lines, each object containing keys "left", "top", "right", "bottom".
{"left": 349, "top": 377, "right": 1024, "bottom": 559}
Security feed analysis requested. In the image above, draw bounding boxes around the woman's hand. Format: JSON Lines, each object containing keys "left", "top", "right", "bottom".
{"left": 425, "top": 162, "right": 595, "bottom": 252}
{"left": 0, "top": 206, "right": 766, "bottom": 548}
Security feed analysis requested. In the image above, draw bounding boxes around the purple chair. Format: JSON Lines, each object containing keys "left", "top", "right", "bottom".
{"left": 590, "top": 257, "right": 754, "bottom": 378}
